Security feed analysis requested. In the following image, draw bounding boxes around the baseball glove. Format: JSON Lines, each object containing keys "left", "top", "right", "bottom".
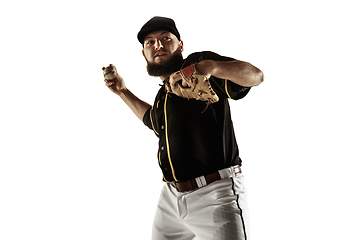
{"left": 165, "top": 64, "right": 219, "bottom": 110}
{"left": 102, "top": 64, "right": 118, "bottom": 80}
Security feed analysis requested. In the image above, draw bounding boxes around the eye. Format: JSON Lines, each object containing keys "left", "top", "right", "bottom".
{"left": 146, "top": 40, "right": 154, "bottom": 45}
{"left": 164, "top": 36, "right": 171, "bottom": 41}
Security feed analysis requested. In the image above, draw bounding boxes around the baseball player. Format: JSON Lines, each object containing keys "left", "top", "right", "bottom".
{"left": 103, "top": 16, "right": 263, "bottom": 240}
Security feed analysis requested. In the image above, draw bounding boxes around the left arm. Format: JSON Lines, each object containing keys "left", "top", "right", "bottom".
{"left": 196, "top": 60, "right": 264, "bottom": 87}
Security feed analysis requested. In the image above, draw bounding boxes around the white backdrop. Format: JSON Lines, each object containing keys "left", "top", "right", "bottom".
{"left": 1, "top": 0, "right": 359, "bottom": 239}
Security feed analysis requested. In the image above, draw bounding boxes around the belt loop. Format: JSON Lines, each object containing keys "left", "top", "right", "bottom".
{"left": 195, "top": 176, "right": 207, "bottom": 188}
{"left": 218, "top": 167, "right": 232, "bottom": 179}
{"left": 233, "top": 165, "right": 241, "bottom": 175}
{"left": 229, "top": 166, "right": 234, "bottom": 176}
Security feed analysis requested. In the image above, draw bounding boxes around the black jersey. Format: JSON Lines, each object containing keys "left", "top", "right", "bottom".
{"left": 143, "top": 51, "right": 251, "bottom": 182}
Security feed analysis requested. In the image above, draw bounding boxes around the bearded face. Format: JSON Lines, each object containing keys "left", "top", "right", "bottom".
{"left": 146, "top": 46, "right": 184, "bottom": 77}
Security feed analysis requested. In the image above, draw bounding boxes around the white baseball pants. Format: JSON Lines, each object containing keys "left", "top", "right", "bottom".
{"left": 151, "top": 169, "right": 250, "bottom": 240}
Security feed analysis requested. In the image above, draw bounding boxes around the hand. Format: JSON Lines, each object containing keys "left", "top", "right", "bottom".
{"left": 168, "top": 70, "right": 189, "bottom": 90}
{"left": 164, "top": 62, "right": 219, "bottom": 109}
{"left": 103, "top": 64, "right": 126, "bottom": 95}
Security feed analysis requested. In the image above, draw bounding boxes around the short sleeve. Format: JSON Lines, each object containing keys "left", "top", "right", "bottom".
{"left": 210, "top": 77, "right": 251, "bottom": 100}
{"left": 142, "top": 106, "right": 153, "bottom": 130}
{"left": 185, "top": 51, "right": 251, "bottom": 100}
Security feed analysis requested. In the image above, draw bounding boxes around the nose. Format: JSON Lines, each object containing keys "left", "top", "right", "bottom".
{"left": 154, "top": 40, "right": 164, "bottom": 50}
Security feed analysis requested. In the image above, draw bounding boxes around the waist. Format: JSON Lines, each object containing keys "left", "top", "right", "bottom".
{"left": 170, "top": 165, "right": 241, "bottom": 192}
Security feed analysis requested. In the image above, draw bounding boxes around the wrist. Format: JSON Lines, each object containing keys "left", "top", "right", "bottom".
{"left": 117, "top": 87, "right": 128, "bottom": 97}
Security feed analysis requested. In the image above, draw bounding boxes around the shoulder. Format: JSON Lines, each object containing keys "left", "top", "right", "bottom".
{"left": 185, "top": 51, "right": 235, "bottom": 63}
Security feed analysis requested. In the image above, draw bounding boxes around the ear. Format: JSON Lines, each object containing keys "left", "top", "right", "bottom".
{"left": 142, "top": 49, "right": 147, "bottom": 60}
{"left": 179, "top": 40, "right": 184, "bottom": 52}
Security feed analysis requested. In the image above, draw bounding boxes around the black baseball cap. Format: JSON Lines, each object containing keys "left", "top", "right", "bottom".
{"left": 137, "top": 16, "right": 181, "bottom": 44}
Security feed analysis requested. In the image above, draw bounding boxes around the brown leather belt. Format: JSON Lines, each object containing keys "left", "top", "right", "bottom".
{"left": 170, "top": 165, "right": 241, "bottom": 192}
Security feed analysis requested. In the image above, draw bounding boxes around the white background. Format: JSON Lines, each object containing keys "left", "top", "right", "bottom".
{"left": 1, "top": 0, "right": 359, "bottom": 239}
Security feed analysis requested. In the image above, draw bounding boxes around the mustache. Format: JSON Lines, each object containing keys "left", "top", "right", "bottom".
{"left": 153, "top": 50, "right": 168, "bottom": 58}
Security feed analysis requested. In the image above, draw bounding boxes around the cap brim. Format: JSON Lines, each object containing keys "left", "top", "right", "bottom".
{"left": 137, "top": 26, "right": 178, "bottom": 44}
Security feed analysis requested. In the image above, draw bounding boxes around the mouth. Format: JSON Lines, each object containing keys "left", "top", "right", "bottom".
{"left": 154, "top": 52, "right": 167, "bottom": 59}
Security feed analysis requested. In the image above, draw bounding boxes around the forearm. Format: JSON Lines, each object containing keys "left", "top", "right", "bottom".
{"left": 118, "top": 88, "right": 151, "bottom": 121}
{"left": 196, "top": 60, "right": 264, "bottom": 87}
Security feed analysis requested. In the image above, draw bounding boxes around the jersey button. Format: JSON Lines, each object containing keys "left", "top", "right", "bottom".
{"left": 161, "top": 125, "right": 164, "bottom": 130}
{"left": 161, "top": 146, "right": 165, "bottom": 151}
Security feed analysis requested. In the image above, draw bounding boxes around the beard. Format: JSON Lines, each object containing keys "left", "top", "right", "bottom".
{"left": 146, "top": 47, "right": 184, "bottom": 77}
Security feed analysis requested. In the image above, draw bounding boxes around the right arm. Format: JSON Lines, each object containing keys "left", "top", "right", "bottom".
{"left": 104, "top": 70, "right": 151, "bottom": 121}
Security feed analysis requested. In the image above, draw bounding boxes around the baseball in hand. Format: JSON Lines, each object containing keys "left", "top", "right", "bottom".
{"left": 102, "top": 64, "right": 118, "bottom": 80}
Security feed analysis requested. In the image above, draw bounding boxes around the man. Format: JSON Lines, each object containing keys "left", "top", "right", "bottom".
{"left": 104, "top": 16, "right": 263, "bottom": 240}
